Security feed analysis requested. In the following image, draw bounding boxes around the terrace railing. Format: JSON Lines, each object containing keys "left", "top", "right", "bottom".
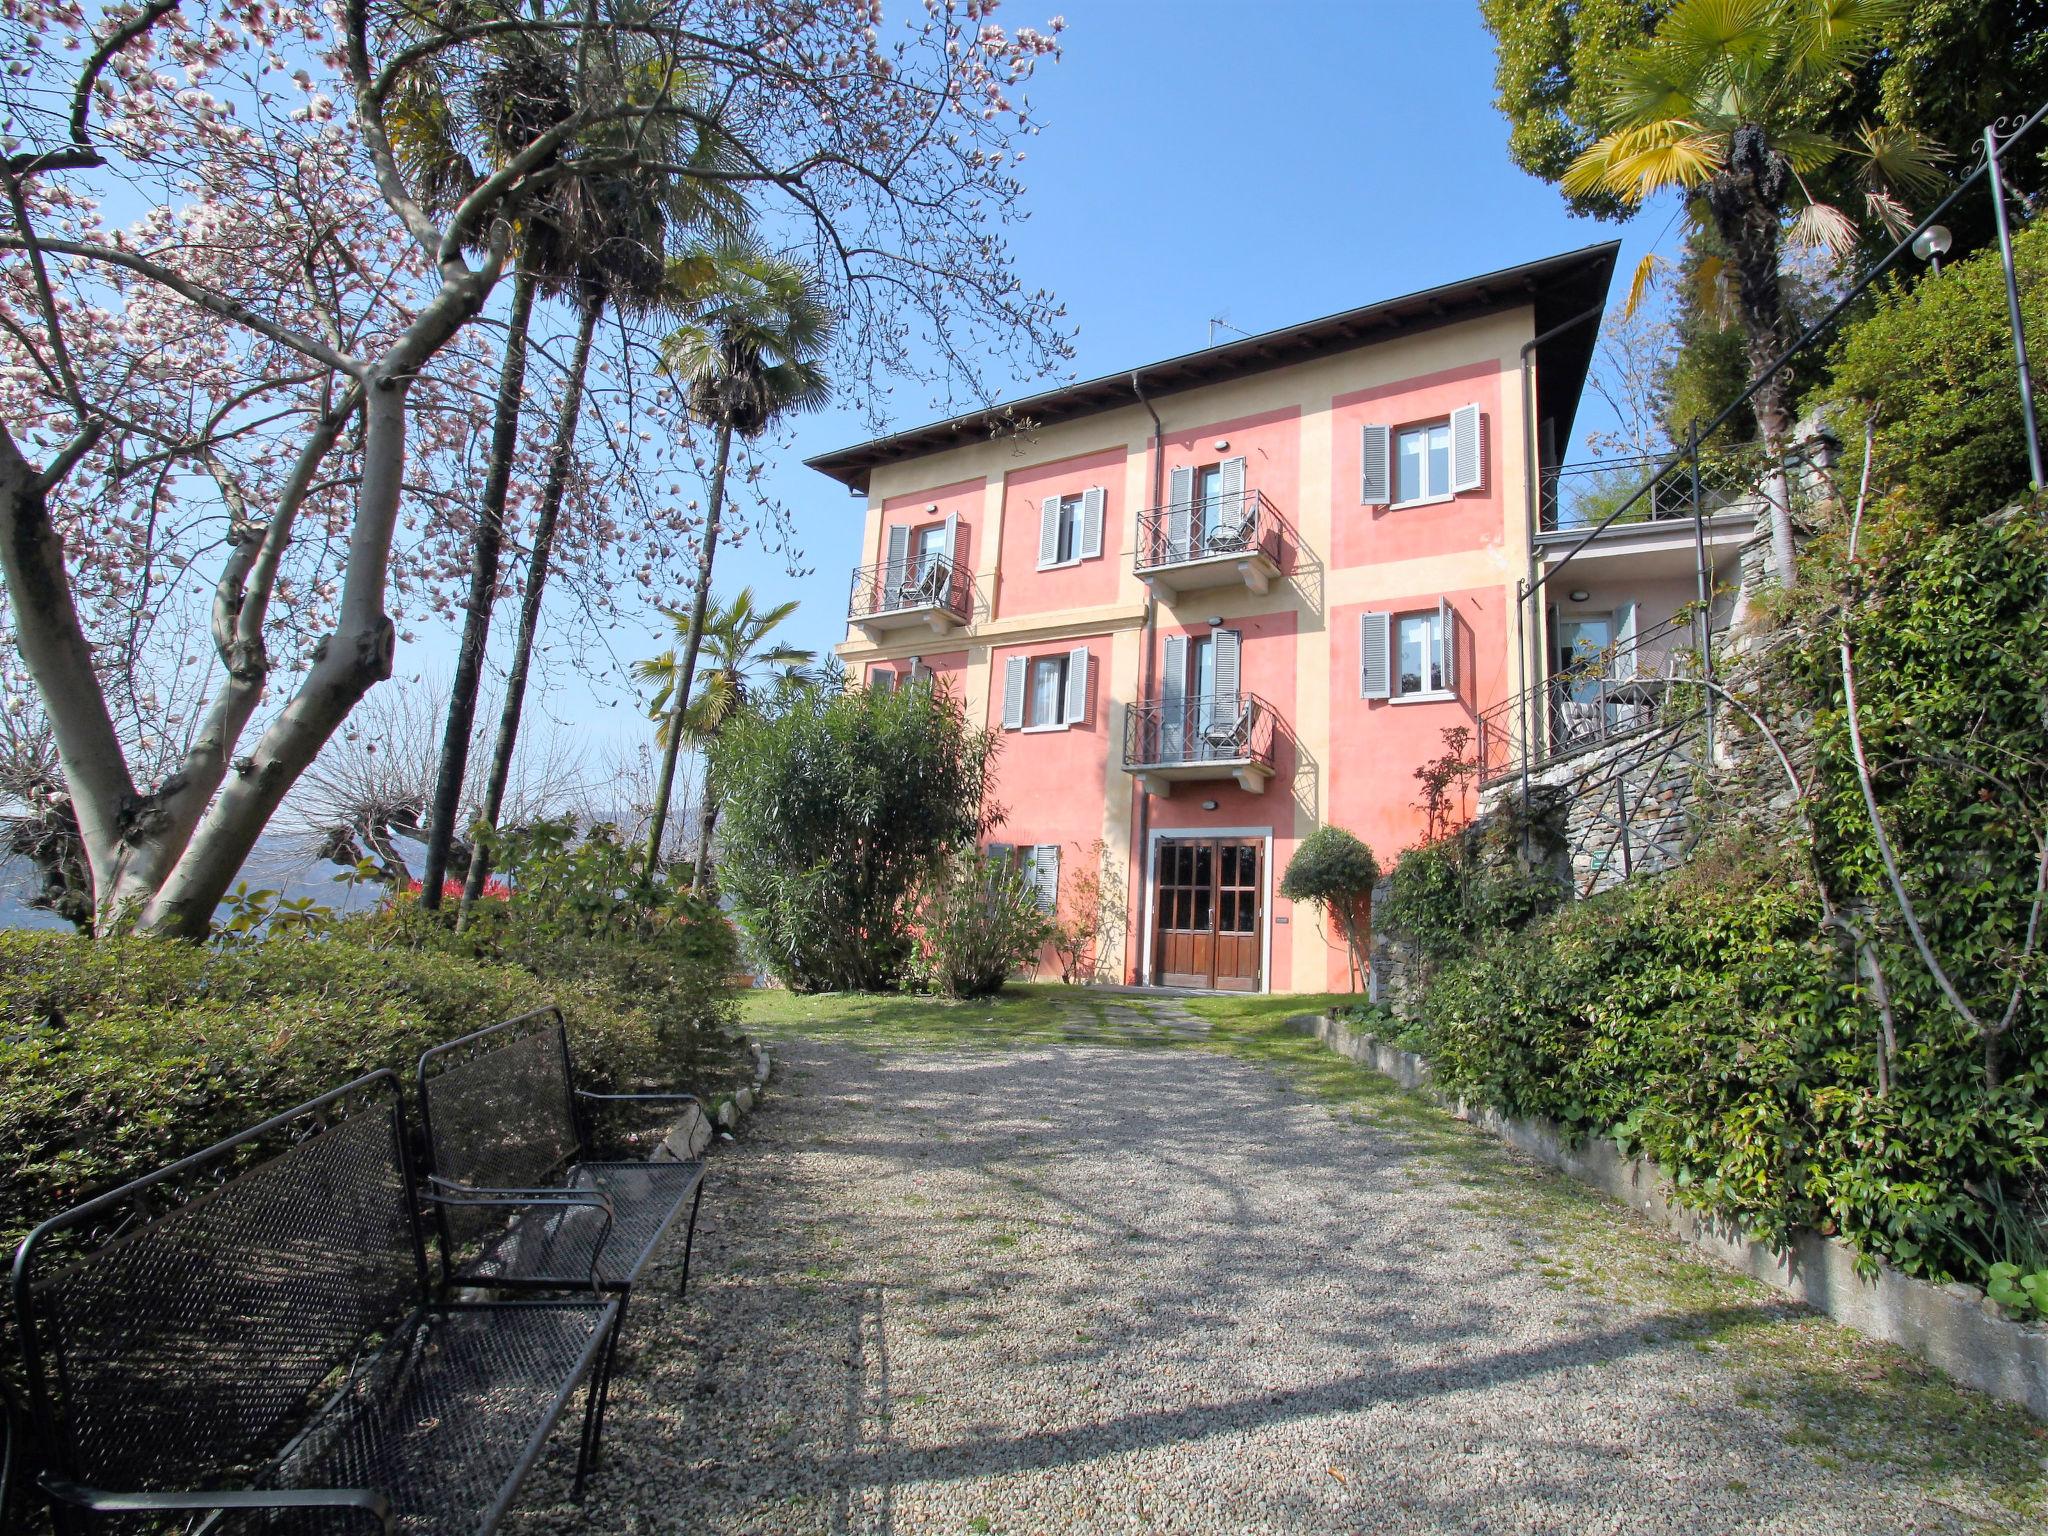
{"left": 1123, "top": 691, "right": 1276, "bottom": 772}
{"left": 846, "top": 552, "right": 972, "bottom": 627}
{"left": 1133, "top": 488, "right": 1283, "bottom": 573}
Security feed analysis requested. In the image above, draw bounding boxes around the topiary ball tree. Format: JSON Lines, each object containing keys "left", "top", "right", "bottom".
{"left": 1281, "top": 825, "right": 1380, "bottom": 990}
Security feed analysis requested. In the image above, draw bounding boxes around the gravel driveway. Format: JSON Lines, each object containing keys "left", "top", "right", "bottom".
{"left": 511, "top": 1025, "right": 2043, "bottom": 1535}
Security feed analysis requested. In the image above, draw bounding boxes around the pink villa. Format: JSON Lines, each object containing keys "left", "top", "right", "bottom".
{"left": 808, "top": 244, "right": 1681, "bottom": 994}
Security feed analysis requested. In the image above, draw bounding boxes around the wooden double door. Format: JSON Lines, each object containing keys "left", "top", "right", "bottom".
{"left": 1153, "top": 836, "right": 1262, "bottom": 992}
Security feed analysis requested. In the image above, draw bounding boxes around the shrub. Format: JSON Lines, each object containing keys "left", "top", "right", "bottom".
{"left": 914, "top": 851, "right": 1055, "bottom": 998}
{"left": 711, "top": 677, "right": 996, "bottom": 991}
{"left": 0, "top": 927, "right": 743, "bottom": 1257}
{"left": 1279, "top": 826, "right": 1378, "bottom": 986}
{"left": 1379, "top": 798, "right": 1564, "bottom": 975}
{"left": 1817, "top": 217, "right": 2048, "bottom": 525}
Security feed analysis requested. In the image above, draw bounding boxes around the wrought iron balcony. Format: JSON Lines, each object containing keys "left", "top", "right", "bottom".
{"left": 847, "top": 553, "right": 972, "bottom": 637}
{"left": 1123, "top": 691, "right": 1276, "bottom": 796}
{"left": 1133, "top": 488, "right": 1284, "bottom": 598}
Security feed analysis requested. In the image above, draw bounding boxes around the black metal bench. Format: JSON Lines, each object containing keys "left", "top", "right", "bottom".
{"left": 9, "top": 1071, "right": 620, "bottom": 1534}
{"left": 416, "top": 1008, "right": 708, "bottom": 1297}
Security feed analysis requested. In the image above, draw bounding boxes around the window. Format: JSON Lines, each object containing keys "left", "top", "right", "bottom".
{"left": 1395, "top": 610, "right": 1446, "bottom": 697}
{"left": 1037, "top": 487, "right": 1105, "bottom": 569}
{"left": 1002, "top": 646, "right": 1091, "bottom": 731}
{"left": 1395, "top": 421, "right": 1452, "bottom": 505}
{"left": 1360, "top": 599, "right": 1457, "bottom": 700}
{"left": 1028, "top": 654, "right": 1068, "bottom": 728}
{"left": 1017, "top": 844, "right": 1059, "bottom": 912}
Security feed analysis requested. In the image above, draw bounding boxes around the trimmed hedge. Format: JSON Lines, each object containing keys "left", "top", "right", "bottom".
{"left": 0, "top": 928, "right": 739, "bottom": 1255}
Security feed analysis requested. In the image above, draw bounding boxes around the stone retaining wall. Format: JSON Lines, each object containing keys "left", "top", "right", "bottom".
{"left": 1296, "top": 1011, "right": 2048, "bottom": 1421}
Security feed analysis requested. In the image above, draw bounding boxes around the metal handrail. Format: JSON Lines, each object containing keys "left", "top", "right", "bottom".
{"left": 1479, "top": 609, "right": 1718, "bottom": 783}
{"left": 1123, "top": 690, "right": 1276, "bottom": 770}
{"left": 1133, "top": 487, "right": 1282, "bottom": 572}
{"left": 846, "top": 553, "right": 972, "bottom": 623}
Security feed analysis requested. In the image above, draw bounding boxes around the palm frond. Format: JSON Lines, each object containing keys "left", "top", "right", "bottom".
{"left": 1787, "top": 199, "right": 1860, "bottom": 259}
{"left": 1854, "top": 120, "right": 1949, "bottom": 199}
{"left": 1623, "top": 252, "right": 1668, "bottom": 318}
{"left": 1786, "top": 0, "right": 1908, "bottom": 80}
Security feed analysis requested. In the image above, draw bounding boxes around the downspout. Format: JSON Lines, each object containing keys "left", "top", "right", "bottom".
{"left": 1130, "top": 370, "right": 1165, "bottom": 986}
{"left": 1516, "top": 301, "right": 1604, "bottom": 852}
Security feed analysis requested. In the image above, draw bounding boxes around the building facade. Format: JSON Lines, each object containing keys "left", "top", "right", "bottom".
{"left": 810, "top": 244, "right": 1681, "bottom": 994}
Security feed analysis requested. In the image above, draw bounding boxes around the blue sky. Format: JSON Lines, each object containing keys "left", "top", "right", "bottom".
{"left": 453, "top": 0, "right": 1671, "bottom": 760}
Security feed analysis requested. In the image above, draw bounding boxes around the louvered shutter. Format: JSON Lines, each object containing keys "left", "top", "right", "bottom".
{"left": 1080, "top": 486, "right": 1104, "bottom": 560}
{"left": 1031, "top": 844, "right": 1060, "bottom": 913}
{"left": 1612, "top": 601, "right": 1638, "bottom": 679}
{"left": 1449, "top": 403, "right": 1483, "bottom": 493}
{"left": 1038, "top": 496, "right": 1061, "bottom": 568}
{"left": 1002, "top": 654, "right": 1027, "bottom": 729}
{"left": 1217, "top": 456, "right": 1247, "bottom": 547}
{"left": 870, "top": 667, "right": 894, "bottom": 694}
{"left": 885, "top": 523, "right": 910, "bottom": 596}
{"left": 1167, "top": 464, "right": 1194, "bottom": 561}
{"left": 1360, "top": 611, "right": 1392, "bottom": 699}
{"left": 1213, "top": 628, "right": 1241, "bottom": 706}
{"left": 1437, "top": 597, "right": 1457, "bottom": 691}
{"left": 1065, "top": 646, "right": 1089, "bottom": 725}
{"left": 1360, "top": 424, "right": 1391, "bottom": 505}
{"left": 943, "top": 510, "right": 963, "bottom": 569}
{"left": 1159, "top": 631, "right": 1188, "bottom": 761}
{"left": 986, "top": 841, "right": 1014, "bottom": 863}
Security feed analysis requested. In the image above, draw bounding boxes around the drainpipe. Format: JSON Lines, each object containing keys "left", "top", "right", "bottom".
{"left": 1517, "top": 301, "right": 1604, "bottom": 853}
{"left": 1131, "top": 370, "right": 1165, "bottom": 985}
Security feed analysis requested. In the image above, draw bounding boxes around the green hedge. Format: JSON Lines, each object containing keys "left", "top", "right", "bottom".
{"left": 0, "top": 927, "right": 738, "bottom": 1255}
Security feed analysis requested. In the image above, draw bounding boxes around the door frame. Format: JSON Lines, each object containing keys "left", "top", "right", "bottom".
{"left": 1141, "top": 826, "right": 1273, "bottom": 993}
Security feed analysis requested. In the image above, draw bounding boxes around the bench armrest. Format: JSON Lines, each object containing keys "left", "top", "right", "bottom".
{"left": 424, "top": 1178, "right": 616, "bottom": 1290}
{"left": 46, "top": 1479, "right": 393, "bottom": 1533}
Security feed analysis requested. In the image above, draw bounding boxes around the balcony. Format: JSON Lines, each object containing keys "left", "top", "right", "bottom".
{"left": 1133, "top": 488, "right": 1284, "bottom": 600}
{"left": 1123, "top": 691, "right": 1276, "bottom": 796}
{"left": 847, "top": 554, "right": 972, "bottom": 638}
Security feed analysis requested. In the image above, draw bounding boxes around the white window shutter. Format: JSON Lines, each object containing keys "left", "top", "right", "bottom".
{"left": 1038, "top": 496, "right": 1060, "bottom": 568}
{"left": 1449, "top": 403, "right": 1483, "bottom": 493}
{"left": 1160, "top": 633, "right": 1187, "bottom": 705}
{"left": 1437, "top": 596, "right": 1458, "bottom": 691}
{"left": 943, "top": 510, "right": 963, "bottom": 566}
{"left": 885, "top": 523, "right": 910, "bottom": 588}
{"left": 1612, "top": 600, "right": 1639, "bottom": 679}
{"left": 1219, "top": 455, "right": 1246, "bottom": 503}
{"left": 1065, "top": 646, "right": 1089, "bottom": 724}
{"left": 1360, "top": 424, "right": 1391, "bottom": 505}
{"left": 1167, "top": 464, "right": 1194, "bottom": 559}
{"left": 1031, "top": 844, "right": 1060, "bottom": 913}
{"left": 1080, "top": 486, "right": 1104, "bottom": 560}
{"left": 1213, "top": 628, "right": 1241, "bottom": 704}
{"left": 1360, "top": 611, "right": 1391, "bottom": 699}
{"left": 1002, "top": 654, "right": 1027, "bottom": 729}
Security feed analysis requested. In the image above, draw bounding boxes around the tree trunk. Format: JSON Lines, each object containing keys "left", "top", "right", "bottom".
{"left": 692, "top": 760, "right": 719, "bottom": 895}
{"left": 459, "top": 290, "right": 603, "bottom": 923}
{"left": 1708, "top": 129, "right": 1799, "bottom": 589}
{"left": 643, "top": 418, "right": 732, "bottom": 870}
{"left": 419, "top": 265, "right": 538, "bottom": 909}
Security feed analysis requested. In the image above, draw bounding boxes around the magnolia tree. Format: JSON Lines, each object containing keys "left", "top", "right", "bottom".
{"left": 0, "top": 0, "right": 1068, "bottom": 936}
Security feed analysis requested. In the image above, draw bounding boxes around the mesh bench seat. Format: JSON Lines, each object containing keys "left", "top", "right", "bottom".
{"left": 10, "top": 1072, "right": 619, "bottom": 1535}
{"left": 417, "top": 1009, "right": 708, "bottom": 1296}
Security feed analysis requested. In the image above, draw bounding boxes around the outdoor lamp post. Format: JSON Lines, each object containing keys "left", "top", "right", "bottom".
{"left": 1911, "top": 223, "right": 1952, "bottom": 272}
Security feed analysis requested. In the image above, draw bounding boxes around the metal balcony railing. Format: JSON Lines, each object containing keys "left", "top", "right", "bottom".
{"left": 1538, "top": 441, "right": 1836, "bottom": 534}
{"left": 1133, "top": 488, "right": 1282, "bottom": 574}
{"left": 846, "top": 553, "right": 972, "bottom": 626}
{"left": 1477, "top": 609, "right": 1722, "bottom": 784}
{"left": 1123, "top": 691, "right": 1276, "bottom": 771}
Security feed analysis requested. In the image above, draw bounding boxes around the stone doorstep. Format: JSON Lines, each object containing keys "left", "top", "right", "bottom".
{"left": 653, "top": 1037, "right": 773, "bottom": 1164}
{"left": 1292, "top": 1012, "right": 2048, "bottom": 1422}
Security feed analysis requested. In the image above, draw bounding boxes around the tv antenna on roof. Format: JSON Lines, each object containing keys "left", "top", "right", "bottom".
{"left": 1208, "top": 315, "right": 1251, "bottom": 347}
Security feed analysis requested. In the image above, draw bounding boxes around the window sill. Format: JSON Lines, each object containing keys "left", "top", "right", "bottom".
{"left": 1034, "top": 556, "right": 1093, "bottom": 572}
{"left": 1387, "top": 492, "right": 1457, "bottom": 511}
{"left": 1390, "top": 690, "right": 1457, "bottom": 706}
{"left": 1020, "top": 722, "right": 1074, "bottom": 734}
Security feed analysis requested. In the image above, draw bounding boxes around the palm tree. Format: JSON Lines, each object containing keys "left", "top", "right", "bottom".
{"left": 641, "top": 245, "right": 834, "bottom": 868}
{"left": 635, "top": 589, "right": 813, "bottom": 890}
{"left": 387, "top": 20, "right": 745, "bottom": 910}
{"left": 1561, "top": 0, "right": 1942, "bottom": 588}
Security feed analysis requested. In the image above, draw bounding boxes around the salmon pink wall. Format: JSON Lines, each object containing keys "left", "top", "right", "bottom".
{"left": 865, "top": 650, "right": 968, "bottom": 691}
{"left": 995, "top": 446, "right": 1128, "bottom": 619}
{"left": 980, "top": 632, "right": 1113, "bottom": 902}
{"left": 1330, "top": 359, "right": 1507, "bottom": 569}
{"left": 1132, "top": 607, "right": 1301, "bottom": 992}
{"left": 877, "top": 477, "right": 986, "bottom": 610}
{"left": 1153, "top": 405, "right": 1303, "bottom": 572}
{"left": 1324, "top": 583, "right": 1505, "bottom": 987}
